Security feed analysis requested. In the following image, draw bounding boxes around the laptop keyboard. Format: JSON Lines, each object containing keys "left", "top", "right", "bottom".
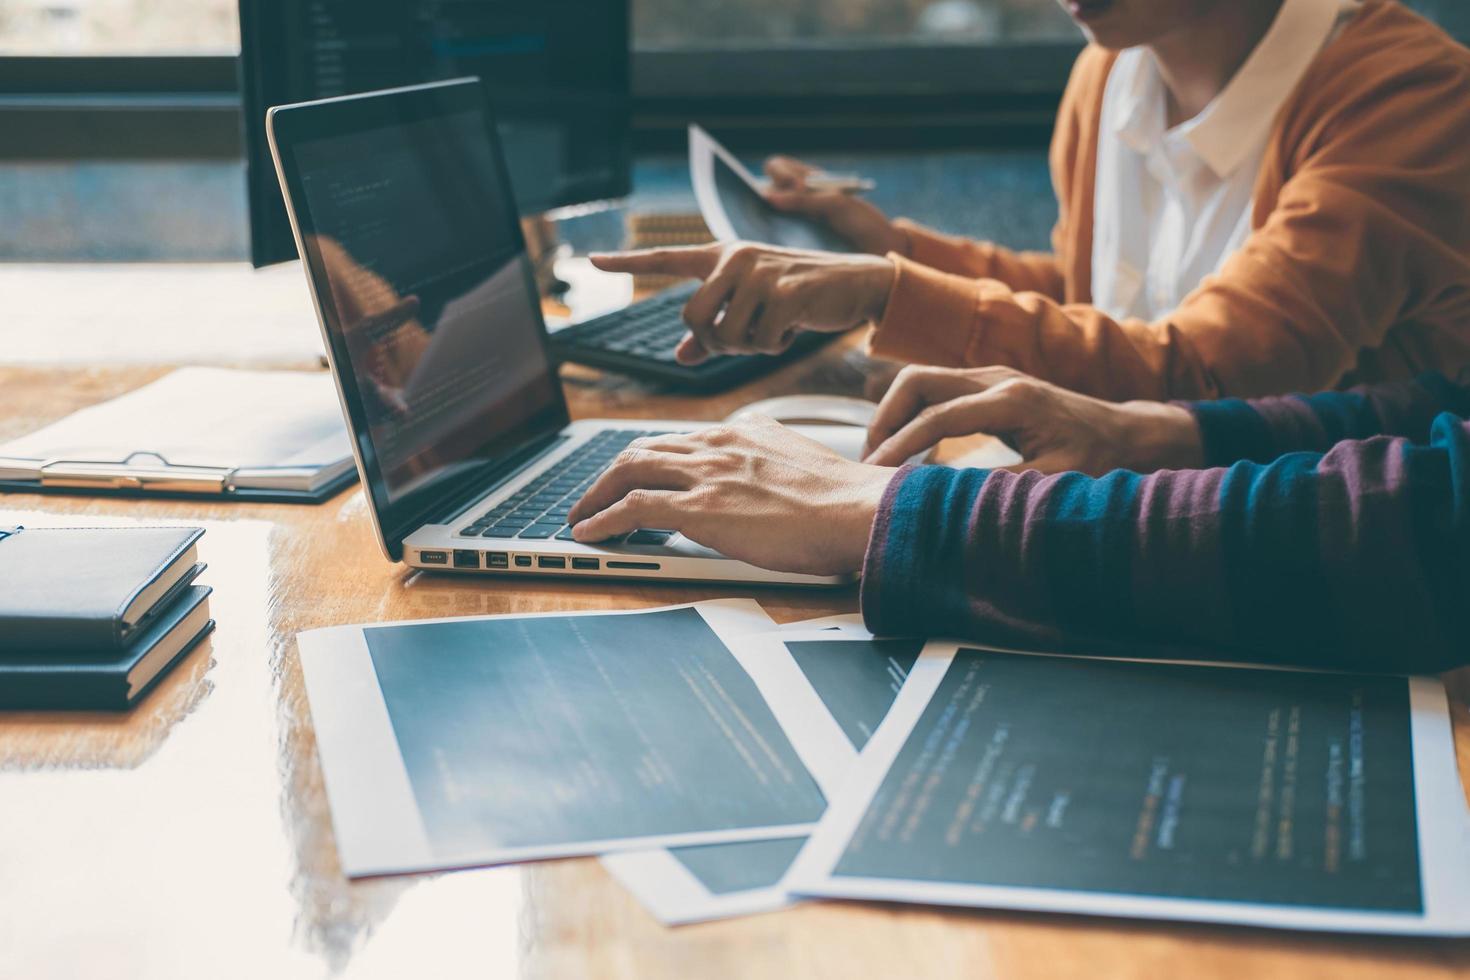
{"left": 458, "top": 429, "right": 672, "bottom": 543}
{"left": 558, "top": 283, "right": 696, "bottom": 361}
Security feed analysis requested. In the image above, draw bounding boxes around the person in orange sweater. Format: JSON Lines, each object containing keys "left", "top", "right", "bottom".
{"left": 594, "top": 0, "right": 1470, "bottom": 401}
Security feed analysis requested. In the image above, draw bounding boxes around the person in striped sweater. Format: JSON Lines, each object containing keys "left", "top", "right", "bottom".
{"left": 567, "top": 369, "right": 1469, "bottom": 673}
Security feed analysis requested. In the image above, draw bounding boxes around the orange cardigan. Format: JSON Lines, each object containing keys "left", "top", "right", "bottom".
{"left": 869, "top": 0, "right": 1470, "bottom": 400}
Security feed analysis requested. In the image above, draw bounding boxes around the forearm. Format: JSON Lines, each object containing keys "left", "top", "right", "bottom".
{"left": 1187, "top": 372, "right": 1470, "bottom": 466}
{"left": 894, "top": 220, "right": 1065, "bottom": 301}
{"left": 862, "top": 426, "right": 1470, "bottom": 672}
{"left": 867, "top": 259, "right": 1220, "bottom": 401}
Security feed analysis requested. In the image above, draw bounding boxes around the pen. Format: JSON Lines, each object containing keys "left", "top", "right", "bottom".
{"left": 804, "top": 174, "right": 877, "bottom": 194}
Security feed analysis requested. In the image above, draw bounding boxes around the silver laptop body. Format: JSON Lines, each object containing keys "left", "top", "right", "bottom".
{"left": 267, "top": 78, "right": 845, "bottom": 587}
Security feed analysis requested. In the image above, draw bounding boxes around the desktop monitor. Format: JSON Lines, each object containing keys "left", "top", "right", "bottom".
{"left": 238, "top": 0, "right": 632, "bottom": 268}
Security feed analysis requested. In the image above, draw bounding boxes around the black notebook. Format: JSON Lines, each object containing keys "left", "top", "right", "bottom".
{"left": 0, "top": 526, "right": 204, "bottom": 653}
{"left": 0, "top": 585, "right": 214, "bottom": 710}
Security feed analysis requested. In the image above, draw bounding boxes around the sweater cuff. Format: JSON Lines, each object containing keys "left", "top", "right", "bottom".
{"left": 892, "top": 218, "right": 994, "bottom": 273}
{"left": 860, "top": 463, "right": 990, "bottom": 637}
{"left": 1413, "top": 370, "right": 1470, "bottom": 418}
{"left": 867, "top": 254, "right": 979, "bottom": 366}
{"left": 1183, "top": 398, "right": 1276, "bottom": 467}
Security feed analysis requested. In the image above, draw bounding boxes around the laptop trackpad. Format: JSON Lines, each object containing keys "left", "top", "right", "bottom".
{"left": 620, "top": 529, "right": 726, "bottom": 561}
{"left": 662, "top": 534, "right": 726, "bottom": 560}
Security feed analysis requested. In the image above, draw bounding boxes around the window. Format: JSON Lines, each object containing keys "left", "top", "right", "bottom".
{"left": 11, "top": 0, "right": 1468, "bottom": 57}
{"left": 0, "top": 0, "right": 239, "bottom": 53}
{"left": 0, "top": 0, "right": 1079, "bottom": 55}
{"left": 633, "top": 0, "right": 1079, "bottom": 46}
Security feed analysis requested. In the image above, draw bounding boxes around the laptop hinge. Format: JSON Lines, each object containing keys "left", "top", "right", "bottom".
{"left": 434, "top": 433, "right": 569, "bottom": 526}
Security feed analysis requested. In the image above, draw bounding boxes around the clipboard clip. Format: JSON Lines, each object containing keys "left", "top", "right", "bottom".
{"left": 39, "top": 451, "right": 236, "bottom": 494}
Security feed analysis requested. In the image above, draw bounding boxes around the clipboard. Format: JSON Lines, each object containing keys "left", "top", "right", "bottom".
{"left": 0, "top": 369, "right": 360, "bottom": 505}
{"left": 0, "top": 450, "right": 357, "bottom": 504}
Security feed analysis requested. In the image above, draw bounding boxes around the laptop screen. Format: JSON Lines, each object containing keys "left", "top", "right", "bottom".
{"left": 272, "top": 80, "right": 570, "bottom": 554}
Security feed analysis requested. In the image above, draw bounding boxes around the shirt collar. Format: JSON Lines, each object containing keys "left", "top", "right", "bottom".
{"left": 1112, "top": 0, "right": 1347, "bottom": 179}
{"left": 1111, "top": 49, "right": 1165, "bottom": 158}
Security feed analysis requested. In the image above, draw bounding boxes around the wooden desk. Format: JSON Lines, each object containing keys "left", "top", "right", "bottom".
{"left": 2, "top": 351, "right": 1469, "bottom": 980}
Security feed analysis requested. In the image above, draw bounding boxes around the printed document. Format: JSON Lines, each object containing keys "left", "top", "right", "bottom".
{"left": 299, "top": 601, "right": 835, "bottom": 877}
{"left": 605, "top": 626, "right": 923, "bottom": 924}
{"left": 788, "top": 642, "right": 1470, "bottom": 935}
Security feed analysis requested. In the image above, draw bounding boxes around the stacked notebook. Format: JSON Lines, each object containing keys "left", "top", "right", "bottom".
{"left": 0, "top": 526, "right": 216, "bottom": 710}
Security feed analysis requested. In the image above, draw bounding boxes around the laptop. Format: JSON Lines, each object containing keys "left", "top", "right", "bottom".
{"left": 267, "top": 78, "right": 849, "bottom": 586}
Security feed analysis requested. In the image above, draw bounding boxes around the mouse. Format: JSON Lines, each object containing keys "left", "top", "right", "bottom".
{"left": 727, "top": 394, "right": 975, "bottom": 467}
{"left": 727, "top": 394, "right": 879, "bottom": 429}
{"left": 726, "top": 395, "right": 881, "bottom": 462}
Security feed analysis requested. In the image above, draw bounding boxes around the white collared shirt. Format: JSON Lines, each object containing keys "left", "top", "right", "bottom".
{"left": 1090, "top": 0, "right": 1361, "bottom": 322}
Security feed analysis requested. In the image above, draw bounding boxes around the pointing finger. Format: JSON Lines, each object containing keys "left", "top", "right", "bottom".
{"left": 589, "top": 244, "right": 722, "bottom": 279}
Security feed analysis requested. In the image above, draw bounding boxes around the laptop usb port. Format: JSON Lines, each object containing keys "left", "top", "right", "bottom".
{"left": 514, "top": 555, "right": 532, "bottom": 567}
{"left": 485, "top": 552, "right": 509, "bottom": 569}
{"left": 420, "top": 550, "right": 448, "bottom": 565}
{"left": 537, "top": 556, "right": 566, "bottom": 569}
{"left": 453, "top": 550, "right": 480, "bottom": 569}
{"left": 571, "top": 557, "right": 600, "bottom": 571}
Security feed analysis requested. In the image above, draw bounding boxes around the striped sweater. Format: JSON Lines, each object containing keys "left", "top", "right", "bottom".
{"left": 861, "top": 374, "right": 1470, "bottom": 673}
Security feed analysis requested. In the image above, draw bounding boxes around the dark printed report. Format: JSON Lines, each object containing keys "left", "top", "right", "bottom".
{"left": 666, "top": 637, "right": 924, "bottom": 895}
{"left": 787, "top": 638, "right": 924, "bottom": 749}
{"left": 831, "top": 649, "right": 1422, "bottom": 912}
{"left": 363, "top": 607, "right": 827, "bottom": 860}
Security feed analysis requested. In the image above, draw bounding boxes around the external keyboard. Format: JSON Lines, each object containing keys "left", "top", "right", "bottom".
{"left": 457, "top": 429, "right": 673, "bottom": 545}
{"left": 560, "top": 286, "right": 691, "bottom": 363}
{"left": 549, "top": 282, "right": 838, "bottom": 392}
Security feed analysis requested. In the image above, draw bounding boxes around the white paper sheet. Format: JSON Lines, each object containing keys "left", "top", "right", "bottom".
{"left": 0, "top": 367, "right": 352, "bottom": 491}
{"left": 789, "top": 641, "right": 1470, "bottom": 936}
{"left": 604, "top": 629, "right": 918, "bottom": 925}
{"left": 300, "top": 601, "right": 848, "bottom": 878}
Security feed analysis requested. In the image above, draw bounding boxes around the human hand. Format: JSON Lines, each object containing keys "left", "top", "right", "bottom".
{"left": 589, "top": 242, "right": 896, "bottom": 365}
{"left": 863, "top": 366, "right": 1205, "bottom": 475}
{"left": 568, "top": 416, "right": 898, "bottom": 577}
{"left": 762, "top": 156, "right": 906, "bottom": 256}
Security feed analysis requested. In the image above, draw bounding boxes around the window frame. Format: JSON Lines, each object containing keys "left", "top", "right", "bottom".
{"left": 0, "top": 42, "right": 1081, "bottom": 160}
{"left": 0, "top": 55, "right": 241, "bottom": 159}
{"left": 634, "top": 42, "right": 1078, "bottom": 151}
